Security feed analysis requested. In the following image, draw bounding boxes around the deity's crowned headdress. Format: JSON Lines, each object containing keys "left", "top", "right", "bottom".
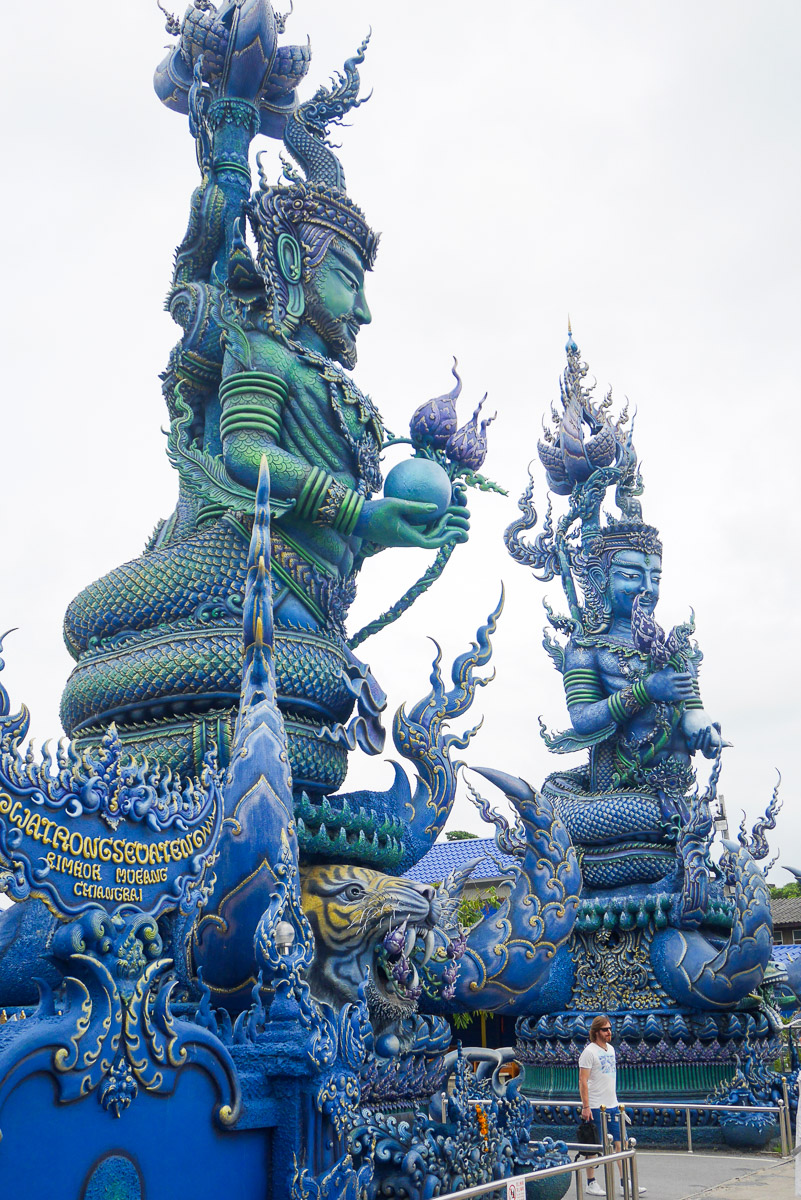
{"left": 248, "top": 35, "right": 379, "bottom": 328}
{"left": 506, "top": 328, "right": 662, "bottom": 635}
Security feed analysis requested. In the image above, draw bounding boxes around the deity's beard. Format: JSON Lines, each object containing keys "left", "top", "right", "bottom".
{"left": 303, "top": 288, "right": 358, "bottom": 370}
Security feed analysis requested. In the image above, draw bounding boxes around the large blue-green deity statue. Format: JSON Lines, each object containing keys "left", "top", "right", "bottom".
{"left": 60, "top": 27, "right": 470, "bottom": 812}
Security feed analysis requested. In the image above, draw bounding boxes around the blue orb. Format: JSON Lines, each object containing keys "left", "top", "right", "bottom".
{"left": 383, "top": 458, "right": 452, "bottom": 519}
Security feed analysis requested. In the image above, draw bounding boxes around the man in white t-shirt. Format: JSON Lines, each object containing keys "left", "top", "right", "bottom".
{"left": 579, "top": 1014, "right": 646, "bottom": 1196}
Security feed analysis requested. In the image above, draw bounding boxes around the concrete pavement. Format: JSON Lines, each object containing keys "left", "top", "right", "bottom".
{"left": 598, "top": 1150, "right": 795, "bottom": 1200}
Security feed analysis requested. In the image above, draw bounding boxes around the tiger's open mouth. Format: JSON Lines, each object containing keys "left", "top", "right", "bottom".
{"left": 371, "top": 908, "right": 466, "bottom": 1011}
{"left": 373, "top": 918, "right": 439, "bottom": 1008}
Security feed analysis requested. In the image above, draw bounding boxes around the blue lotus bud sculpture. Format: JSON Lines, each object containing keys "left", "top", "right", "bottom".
{"left": 409, "top": 358, "right": 461, "bottom": 451}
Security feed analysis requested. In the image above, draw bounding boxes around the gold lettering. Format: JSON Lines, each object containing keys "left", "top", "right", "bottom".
{"left": 53, "top": 826, "right": 69, "bottom": 853}
{"left": 112, "top": 839, "right": 124, "bottom": 865}
{"left": 27, "top": 813, "right": 41, "bottom": 839}
{"left": 0, "top": 792, "right": 11, "bottom": 815}
{"left": 8, "top": 801, "right": 22, "bottom": 826}
{"left": 98, "top": 838, "right": 112, "bottom": 863}
{"left": 124, "top": 842, "right": 136, "bottom": 866}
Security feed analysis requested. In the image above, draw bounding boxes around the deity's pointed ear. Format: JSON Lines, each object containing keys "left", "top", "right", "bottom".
{"left": 276, "top": 233, "right": 305, "bottom": 320}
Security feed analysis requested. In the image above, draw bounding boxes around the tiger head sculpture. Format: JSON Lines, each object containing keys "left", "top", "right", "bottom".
{"left": 300, "top": 863, "right": 440, "bottom": 1018}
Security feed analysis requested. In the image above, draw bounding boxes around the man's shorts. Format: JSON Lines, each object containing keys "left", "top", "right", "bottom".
{"left": 591, "top": 1107, "right": 621, "bottom": 1143}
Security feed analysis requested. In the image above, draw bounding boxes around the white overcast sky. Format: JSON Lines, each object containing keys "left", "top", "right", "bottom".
{"left": 0, "top": 2, "right": 799, "bottom": 879}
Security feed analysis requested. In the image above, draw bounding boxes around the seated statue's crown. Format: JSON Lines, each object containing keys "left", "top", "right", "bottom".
{"left": 595, "top": 521, "right": 662, "bottom": 560}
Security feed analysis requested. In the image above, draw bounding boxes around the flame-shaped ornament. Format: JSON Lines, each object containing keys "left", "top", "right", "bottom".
{"left": 445, "top": 395, "right": 496, "bottom": 471}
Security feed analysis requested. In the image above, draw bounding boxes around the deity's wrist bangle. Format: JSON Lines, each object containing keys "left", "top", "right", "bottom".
{"left": 685, "top": 679, "right": 704, "bottom": 710}
{"left": 608, "top": 681, "right": 650, "bottom": 724}
{"left": 319, "top": 479, "right": 364, "bottom": 535}
{"left": 295, "top": 467, "right": 364, "bottom": 534}
{"left": 295, "top": 467, "right": 333, "bottom": 520}
{"left": 331, "top": 487, "right": 364, "bottom": 536}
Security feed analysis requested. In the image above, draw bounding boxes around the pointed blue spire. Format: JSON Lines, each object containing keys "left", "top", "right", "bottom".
{"left": 192, "top": 456, "right": 311, "bottom": 1011}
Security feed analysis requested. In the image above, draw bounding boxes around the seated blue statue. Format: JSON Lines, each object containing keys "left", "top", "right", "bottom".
{"left": 508, "top": 329, "right": 726, "bottom": 891}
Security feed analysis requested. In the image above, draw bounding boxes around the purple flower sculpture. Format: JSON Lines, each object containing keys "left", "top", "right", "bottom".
{"left": 445, "top": 395, "right": 496, "bottom": 471}
{"left": 383, "top": 920, "right": 408, "bottom": 959}
{"left": 447, "top": 929, "right": 467, "bottom": 961}
{"left": 631, "top": 594, "right": 668, "bottom": 667}
{"left": 409, "top": 358, "right": 461, "bottom": 451}
{"left": 442, "top": 963, "right": 458, "bottom": 989}
{"left": 392, "top": 955, "right": 411, "bottom": 985}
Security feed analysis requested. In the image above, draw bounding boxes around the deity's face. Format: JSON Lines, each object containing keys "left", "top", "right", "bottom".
{"left": 303, "top": 237, "right": 372, "bottom": 369}
{"left": 607, "top": 549, "right": 662, "bottom": 621}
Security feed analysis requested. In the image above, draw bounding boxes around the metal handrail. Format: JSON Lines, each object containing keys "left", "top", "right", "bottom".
{"left": 430, "top": 1147, "right": 637, "bottom": 1200}
{"left": 525, "top": 1097, "right": 785, "bottom": 1113}
{"left": 524, "top": 1096, "right": 794, "bottom": 1160}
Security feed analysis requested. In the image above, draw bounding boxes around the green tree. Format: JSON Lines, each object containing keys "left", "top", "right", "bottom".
{"left": 769, "top": 883, "right": 801, "bottom": 899}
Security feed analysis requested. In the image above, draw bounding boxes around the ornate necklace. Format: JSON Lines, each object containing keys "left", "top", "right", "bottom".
{"left": 290, "top": 340, "right": 383, "bottom": 496}
{"left": 576, "top": 634, "right": 650, "bottom": 680}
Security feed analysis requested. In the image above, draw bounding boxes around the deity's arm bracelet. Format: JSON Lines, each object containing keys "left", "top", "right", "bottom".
{"left": 607, "top": 678, "right": 651, "bottom": 724}
{"left": 295, "top": 466, "right": 364, "bottom": 537}
{"left": 563, "top": 667, "right": 604, "bottom": 709}
{"left": 219, "top": 371, "right": 287, "bottom": 444}
{"left": 685, "top": 678, "right": 704, "bottom": 710}
{"left": 208, "top": 98, "right": 260, "bottom": 187}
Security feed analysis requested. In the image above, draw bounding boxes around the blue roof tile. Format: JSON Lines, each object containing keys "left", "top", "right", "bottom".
{"left": 772, "top": 945, "right": 801, "bottom": 965}
{"left": 404, "top": 837, "right": 517, "bottom": 883}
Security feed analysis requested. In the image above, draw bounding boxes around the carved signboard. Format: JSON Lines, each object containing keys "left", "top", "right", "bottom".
{"left": 0, "top": 726, "right": 222, "bottom": 919}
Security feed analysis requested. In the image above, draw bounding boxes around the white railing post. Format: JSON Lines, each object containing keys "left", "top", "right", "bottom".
{"left": 618, "top": 1104, "right": 630, "bottom": 1200}
{"left": 779, "top": 1100, "right": 789, "bottom": 1158}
